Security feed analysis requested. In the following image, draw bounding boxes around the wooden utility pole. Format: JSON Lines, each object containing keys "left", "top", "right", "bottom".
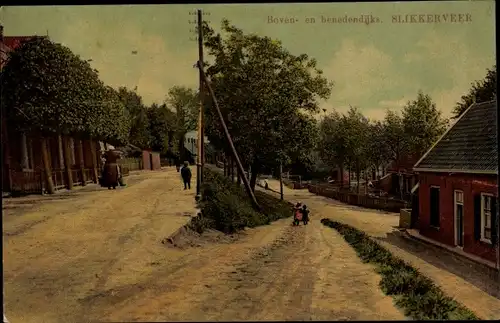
{"left": 196, "top": 9, "right": 205, "bottom": 198}
{"left": 279, "top": 162, "right": 284, "bottom": 201}
{"left": 198, "top": 65, "right": 260, "bottom": 210}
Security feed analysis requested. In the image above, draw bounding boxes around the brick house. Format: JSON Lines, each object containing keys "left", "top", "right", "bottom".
{"left": 413, "top": 100, "right": 497, "bottom": 263}
{"left": 1, "top": 32, "right": 103, "bottom": 195}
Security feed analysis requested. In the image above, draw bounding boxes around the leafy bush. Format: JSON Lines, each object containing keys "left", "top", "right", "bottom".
{"left": 197, "top": 169, "right": 292, "bottom": 234}
{"left": 321, "top": 218, "right": 478, "bottom": 320}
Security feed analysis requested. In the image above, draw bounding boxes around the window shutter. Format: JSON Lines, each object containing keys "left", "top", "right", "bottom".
{"left": 474, "top": 194, "right": 481, "bottom": 240}
{"left": 491, "top": 197, "right": 498, "bottom": 245}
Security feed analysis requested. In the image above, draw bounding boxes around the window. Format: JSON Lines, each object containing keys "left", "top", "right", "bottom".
{"left": 430, "top": 187, "right": 440, "bottom": 227}
{"left": 481, "top": 194, "right": 493, "bottom": 242}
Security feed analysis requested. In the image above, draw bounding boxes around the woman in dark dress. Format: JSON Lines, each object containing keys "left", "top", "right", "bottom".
{"left": 102, "top": 150, "right": 120, "bottom": 189}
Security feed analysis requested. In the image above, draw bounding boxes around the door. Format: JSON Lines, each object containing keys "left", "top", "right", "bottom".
{"left": 454, "top": 190, "right": 464, "bottom": 247}
{"left": 149, "top": 153, "right": 154, "bottom": 170}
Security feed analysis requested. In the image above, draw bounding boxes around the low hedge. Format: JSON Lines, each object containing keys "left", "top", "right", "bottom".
{"left": 320, "top": 218, "right": 478, "bottom": 320}
{"left": 196, "top": 169, "right": 293, "bottom": 234}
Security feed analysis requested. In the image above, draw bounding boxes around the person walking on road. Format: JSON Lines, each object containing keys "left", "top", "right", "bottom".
{"left": 181, "top": 161, "right": 192, "bottom": 190}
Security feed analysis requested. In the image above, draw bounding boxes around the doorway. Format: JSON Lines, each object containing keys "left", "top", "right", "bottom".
{"left": 454, "top": 190, "right": 464, "bottom": 247}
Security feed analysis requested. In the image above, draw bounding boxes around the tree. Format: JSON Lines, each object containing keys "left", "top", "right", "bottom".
{"left": 402, "top": 91, "right": 448, "bottom": 158}
{"left": 452, "top": 65, "right": 496, "bottom": 119}
{"left": 117, "top": 87, "right": 151, "bottom": 149}
{"left": 343, "top": 106, "right": 370, "bottom": 193}
{"left": 383, "top": 110, "right": 407, "bottom": 171}
{"left": 165, "top": 86, "right": 199, "bottom": 162}
{"left": 147, "top": 103, "right": 177, "bottom": 154}
{"left": 366, "top": 120, "right": 390, "bottom": 179}
{"left": 1, "top": 37, "right": 130, "bottom": 193}
{"left": 318, "top": 111, "right": 348, "bottom": 187}
{"left": 1, "top": 37, "right": 128, "bottom": 143}
{"left": 202, "top": 19, "right": 332, "bottom": 191}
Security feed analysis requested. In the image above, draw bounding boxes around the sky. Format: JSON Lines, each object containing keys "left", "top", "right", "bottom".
{"left": 0, "top": 1, "right": 495, "bottom": 120}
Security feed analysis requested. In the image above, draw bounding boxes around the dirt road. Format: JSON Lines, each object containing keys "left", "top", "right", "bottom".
{"left": 3, "top": 168, "right": 197, "bottom": 323}
{"left": 265, "top": 179, "right": 500, "bottom": 320}
{"left": 3, "top": 168, "right": 406, "bottom": 322}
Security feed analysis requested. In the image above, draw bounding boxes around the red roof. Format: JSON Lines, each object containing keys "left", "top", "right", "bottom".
{"left": 2, "top": 36, "right": 46, "bottom": 50}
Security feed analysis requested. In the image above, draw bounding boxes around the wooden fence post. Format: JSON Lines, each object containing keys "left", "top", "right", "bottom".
{"left": 63, "top": 136, "right": 73, "bottom": 189}
{"left": 40, "top": 137, "right": 55, "bottom": 194}
{"left": 77, "top": 139, "right": 86, "bottom": 186}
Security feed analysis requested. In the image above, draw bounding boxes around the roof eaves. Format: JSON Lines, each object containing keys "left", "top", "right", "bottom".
{"left": 412, "top": 101, "right": 478, "bottom": 170}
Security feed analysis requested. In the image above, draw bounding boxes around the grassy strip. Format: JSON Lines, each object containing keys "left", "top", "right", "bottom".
{"left": 190, "top": 169, "right": 293, "bottom": 234}
{"left": 320, "top": 218, "right": 479, "bottom": 320}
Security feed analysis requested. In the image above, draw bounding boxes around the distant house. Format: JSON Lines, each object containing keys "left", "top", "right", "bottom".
{"left": 379, "top": 154, "right": 419, "bottom": 200}
{"left": 413, "top": 100, "right": 497, "bottom": 263}
{"left": 184, "top": 130, "right": 209, "bottom": 164}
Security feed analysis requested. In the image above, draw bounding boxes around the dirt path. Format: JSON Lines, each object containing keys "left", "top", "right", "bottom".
{"left": 3, "top": 168, "right": 197, "bottom": 323}
{"left": 266, "top": 180, "right": 500, "bottom": 320}
{"left": 101, "top": 218, "right": 404, "bottom": 322}
{"left": 3, "top": 169, "right": 406, "bottom": 322}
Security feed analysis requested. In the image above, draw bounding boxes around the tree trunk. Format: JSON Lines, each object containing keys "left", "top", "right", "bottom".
{"left": 279, "top": 162, "right": 284, "bottom": 200}
{"left": 21, "top": 132, "right": 29, "bottom": 169}
{"left": 63, "top": 137, "right": 74, "bottom": 189}
{"left": 249, "top": 160, "right": 260, "bottom": 192}
{"left": 364, "top": 169, "right": 368, "bottom": 195}
{"left": 40, "top": 137, "right": 55, "bottom": 194}
{"left": 223, "top": 156, "right": 227, "bottom": 176}
{"left": 339, "top": 163, "right": 344, "bottom": 188}
{"left": 356, "top": 162, "right": 360, "bottom": 194}
{"left": 77, "top": 139, "right": 86, "bottom": 186}
{"left": 230, "top": 157, "right": 234, "bottom": 183}
{"left": 90, "top": 138, "right": 98, "bottom": 183}
{"left": 237, "top": 170, "right": 242, "bottom": 185}
{"left": 2, "top": 118, "right": 12, "bottom": 192}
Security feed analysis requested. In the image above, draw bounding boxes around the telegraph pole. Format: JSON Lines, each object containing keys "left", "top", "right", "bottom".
{"left": 195, "top": 9, "right": 205, "bottom": 199}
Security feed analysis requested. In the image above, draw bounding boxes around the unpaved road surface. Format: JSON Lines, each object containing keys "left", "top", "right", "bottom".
{"left": 267, "top": 180, "right": 500, "bottom": 320}
{"left": 3, "top": 168, "right": 406, "bottom": 322}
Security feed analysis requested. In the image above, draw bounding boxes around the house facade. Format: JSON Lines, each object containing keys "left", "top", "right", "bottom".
{"left": 413, "top": 100, "right": 498, "bottom": 263}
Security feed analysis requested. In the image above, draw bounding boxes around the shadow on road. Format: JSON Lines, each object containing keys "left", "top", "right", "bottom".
{"left": 375, "top": 230, "right": 500, "bottom": 300}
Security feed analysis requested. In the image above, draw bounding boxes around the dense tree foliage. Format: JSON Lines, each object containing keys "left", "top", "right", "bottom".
{"left": 147, "top": 103, "right": 177, "bottom": 154}
{"left": 117, "top": 87, "right": 151, "bottom": 149}
{"left": 1, "top": 38, "right": 129, "bottom": 144}
{"left": 317, "top": 91, "right": 448, "bottom": 194}
{"left": 402, "top": 91, "right": 448, "bottom": 157}
{"left": 453, "top": 65, "right": 496, "bottom": 119}
{"left": 165, "top": 86, "right": 199, "bottom": 161}
{"left": 201, "top": 19, "right": 332, "bottom": 190}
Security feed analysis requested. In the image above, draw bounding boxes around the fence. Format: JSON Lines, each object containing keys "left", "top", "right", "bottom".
{"left": 282, "top": 179, "right": 309, "bottom": 190}
{"left": 8, "top": 167, "right": 98, "bottom": 195}
{"left": 119, "top": 158, "right": 142, "bottom": 173}
{"left": 308, "top": 184, "right": 409, "bottom": 213}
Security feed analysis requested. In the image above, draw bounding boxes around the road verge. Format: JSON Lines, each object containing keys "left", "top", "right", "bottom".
{"left": 320, "top": 218, "right": 479, "bottom": 320}
{"left": 164, "top": 169, "right": 293, "bottom": 246}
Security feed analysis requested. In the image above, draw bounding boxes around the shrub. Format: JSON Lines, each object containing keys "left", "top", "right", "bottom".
{"left": 321, "top": 218, "right": 479, "bottom": 320}
{"left": 197, "top": 169, "right": 292, "bottom": 234}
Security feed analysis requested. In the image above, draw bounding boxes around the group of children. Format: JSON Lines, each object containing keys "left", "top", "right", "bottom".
{"left": 293, "top": 202, "right": 310, "bottom": 226}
